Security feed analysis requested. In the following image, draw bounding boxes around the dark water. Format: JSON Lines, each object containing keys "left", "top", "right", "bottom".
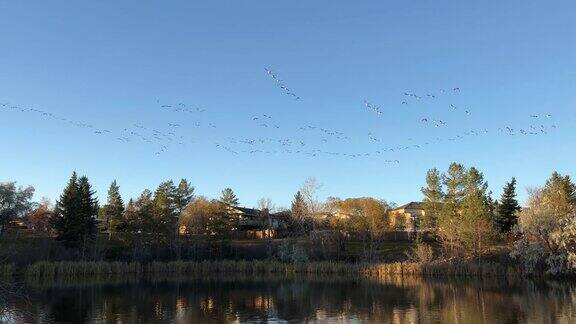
{"left": 1, "top": 275, "right": 575, "bottom": 323}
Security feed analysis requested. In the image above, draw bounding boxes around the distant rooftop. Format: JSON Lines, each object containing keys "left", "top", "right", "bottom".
{"left": 392, "top": 201, "right": 443, "bottom": 211}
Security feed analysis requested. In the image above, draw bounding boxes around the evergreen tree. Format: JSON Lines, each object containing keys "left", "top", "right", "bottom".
{"left": 495, "top": 178, "right": 521, "bottom": 233}
{"left": 443, "top": 163, "right": 466, "bottom": 203}
{"left": 51, "top": 172, "right": 80, "bottom": 243}
{"left": 220, "top": 188, "right": 239, "bottom": 206}
{"left": 52, "top": 172, "right": 98, "bottom": 248}
{"left": 153, "top": 181, "right": 178, "bottom": 235}
{"left": 438, "top": 163, "right": 467, "bottom": 255}
{"left": 205, "top": 200, "right": 234, "bottom": 237}
{"left": 420, "top": 168, "right": 444, "bottom": 231}
{"left": 135, "top": 189, "right": 154, "bottom": 233}
{"left": 77, "top": 176, "right": 99, "bottom": 237}
{"left": 291, "top": 191, "right": 307, "bottom": 220}
{"left": 290, "top": 191, "right": 309, "bottom": 234}
{"left": 123, "top": 198, "right": 138, "bottom": 232}
{"left": 174, "top": 179, "right": 194, "bottom": 215}
{"left": 460, "top": 167, "right": 493, "bottom": 257}
{"left": 100, "top": 180, "right": 125, "bottom": 233}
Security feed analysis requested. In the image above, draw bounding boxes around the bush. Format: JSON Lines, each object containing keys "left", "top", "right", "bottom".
{"left": 407, "top": 242, "right": 434, "bottom": 263}
{"left": 277, "top": 241, "right": 308, "bottom": 263}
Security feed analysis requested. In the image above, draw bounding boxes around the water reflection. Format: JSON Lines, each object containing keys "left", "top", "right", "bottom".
{"left": 2, "top": 275, "right": 576, "bottom": 323}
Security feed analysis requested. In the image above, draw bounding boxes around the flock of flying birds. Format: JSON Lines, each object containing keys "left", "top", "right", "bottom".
{"left": 1, "top": 68, "right": 559, "bottom": 162}
{"left": 265, "top": 68, "right": 301, "bottom": 100}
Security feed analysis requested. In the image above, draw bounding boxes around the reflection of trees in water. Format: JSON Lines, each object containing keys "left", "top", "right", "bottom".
{"left": 402, "top": 278, "right": 576, "bottom": 324}
{"left": 2, "top": 276, "right": 576, "bottom": 323}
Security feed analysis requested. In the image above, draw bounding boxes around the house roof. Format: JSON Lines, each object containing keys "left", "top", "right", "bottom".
{"left": 393, "top": 201, "right": 443, "bottom": 211}
{"left": 395, "top": 202, "right": 426, "bottom": 210}
{"left": 233, "top": 206, "right": 261, "bottom": 215}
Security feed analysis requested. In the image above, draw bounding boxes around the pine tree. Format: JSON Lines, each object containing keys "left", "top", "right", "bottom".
{"left": 52, "top": 172, "right": 98, "bottom": 248}
{"left": 51, "top": 172, "right": 80, "bottom": 244}
{"left": 206, "top": 201, "right": 234, "bottom": 237}
{"left": 100, "top": 180, "right": 125, "bottom": 233}
{"left": 495, "top": 178, "right": 521, "bottom": 233}
{"left": 220, "top": 188, "right": 239, "bottom": 206}
{"left": 135, "top": 189, "right": 154, "bottom": 233}
{"left": 436, "top": 164, "right": 495, "bottom": 257}
{"left": 291, "top": 191, "right": 307, "bottom": 220}
{"left": 174, "top": 179, "right": 194, "bottom": 215}
{"left": 420, "top": 168, "right": 444, "bottom": 231}
{"left": 460, "top": 167, "right": 493, "bottom": 257}
{"left": 443, "top": 163, "right": 466, "bottom": 203}
{"left": 77, "top": 176, "right": 99, "bottom": 239}
{"left": 153, "top": 180, "right": 178, "bottom": 235}
{"left": 123, "top": 198, "right": 138, "bottom": 232}
{"left": 438, "top": 163, "right": 467, "bottom": 255}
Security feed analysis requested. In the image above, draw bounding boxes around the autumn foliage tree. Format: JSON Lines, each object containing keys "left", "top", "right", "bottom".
{"left": 328, "top": 197, "right": 391, "bottom": 261}
{"left": 512, "top": 172, "right": 576, "bottom": 274}
{"left": 25, "top": 198, "right": 52, "bottom": 233}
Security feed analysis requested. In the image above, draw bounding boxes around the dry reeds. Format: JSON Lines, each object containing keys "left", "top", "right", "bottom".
{"left": 22, "top": 260, "right": 519, "bottom": 280}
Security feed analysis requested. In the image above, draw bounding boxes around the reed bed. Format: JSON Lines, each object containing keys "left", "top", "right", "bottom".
{"left": 0, "top": 263, "right": 14, "bottom": 278}
{"left": 25, "top": 261, "right": 141, "bottom": 279}
{"left": 22, "top": 260, "right": 519, "bottom": 280}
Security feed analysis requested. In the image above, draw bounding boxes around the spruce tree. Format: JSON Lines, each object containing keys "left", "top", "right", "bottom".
{"left": 291, "top": 191, "right": 307, "bottom": 220}
{"left": 495, "top": 178, "right": 521, "bottom": 233}
{"left": 51, "top": 172, "right": 80, "bottom": 244}
{"left": 153, "top": 180, "right": 178, "bottom": 236}
{"left": 206, "top": 201, "right": 234, "bottom": 237}
{"left": 174, "top": 179, "right": 194, "bottom": 214}
{"left": 101, "top": 180, "right": 125, "bottom": 233}
{"left": 135, "top": 189, "right": 154, "bottom": 233}
{"left": 52, "top": 172, "right": 98, "bottom": 247}
{"left": 77, "top": 176, "right": 99, "bottom": 239}
{"left": 123, "top": 198, "right": 138, "bottom": 232}
{"left": 290, "top": 191, "right": 309, "bottom": 235}
{"left": 220, "top": 188, "right": 239, "bottom": 206}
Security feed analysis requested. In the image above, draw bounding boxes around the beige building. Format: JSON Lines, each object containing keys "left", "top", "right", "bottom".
{"left": 388, "top": 202, "right": 428, "bottom": 232}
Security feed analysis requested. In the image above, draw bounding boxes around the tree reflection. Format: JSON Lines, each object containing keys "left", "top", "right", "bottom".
{"left": 2, "top": 275, "right": 576, "bottom": 323}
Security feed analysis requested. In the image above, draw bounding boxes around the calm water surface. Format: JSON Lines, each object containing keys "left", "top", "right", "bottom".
{"left": 1, "top": 275, "right": 575, "bottom": 323}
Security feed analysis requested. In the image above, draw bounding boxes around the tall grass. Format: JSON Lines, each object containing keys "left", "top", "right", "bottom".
{"left": 25, "top": 261, "right": 141, "bottom": 279}
{"left": 23, "top": 260, "right": 520, "bottom": 280}
{"left": 0, "top": 263, "right": 14, "bottom": 278}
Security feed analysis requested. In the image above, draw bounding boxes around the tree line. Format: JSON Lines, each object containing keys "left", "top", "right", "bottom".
{"left": 1, "top": 165, "right": 575, "bottom": 272}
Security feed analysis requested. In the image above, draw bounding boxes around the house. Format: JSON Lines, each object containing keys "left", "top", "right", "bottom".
{"left": 388, "top": 202, "right": 441, "bottom": 232}
{"left": 230, "top": 206, "right": 263, "bottom": 230}
{"left": 232, "top": 206, "right": 289, "bottom": 238}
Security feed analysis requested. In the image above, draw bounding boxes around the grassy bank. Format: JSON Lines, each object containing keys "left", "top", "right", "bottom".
{"left": 20, "top": 260, "right": 521, "bottom": 280}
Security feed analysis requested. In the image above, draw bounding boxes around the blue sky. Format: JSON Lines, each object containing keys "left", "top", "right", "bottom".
{"left": 1, "top": 1, "right": 574, "bottom": 208}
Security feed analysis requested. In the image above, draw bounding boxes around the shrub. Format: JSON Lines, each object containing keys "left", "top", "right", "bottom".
{"left": 406, "top": 242, "right": 434, "bottom": 263}
{"left": 277, "top": 241, "right": 309, "bottom": 263}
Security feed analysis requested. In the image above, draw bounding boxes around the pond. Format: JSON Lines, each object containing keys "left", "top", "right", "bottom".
{"left": 1, "top": 274, "right": 575, "bottom": 323}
